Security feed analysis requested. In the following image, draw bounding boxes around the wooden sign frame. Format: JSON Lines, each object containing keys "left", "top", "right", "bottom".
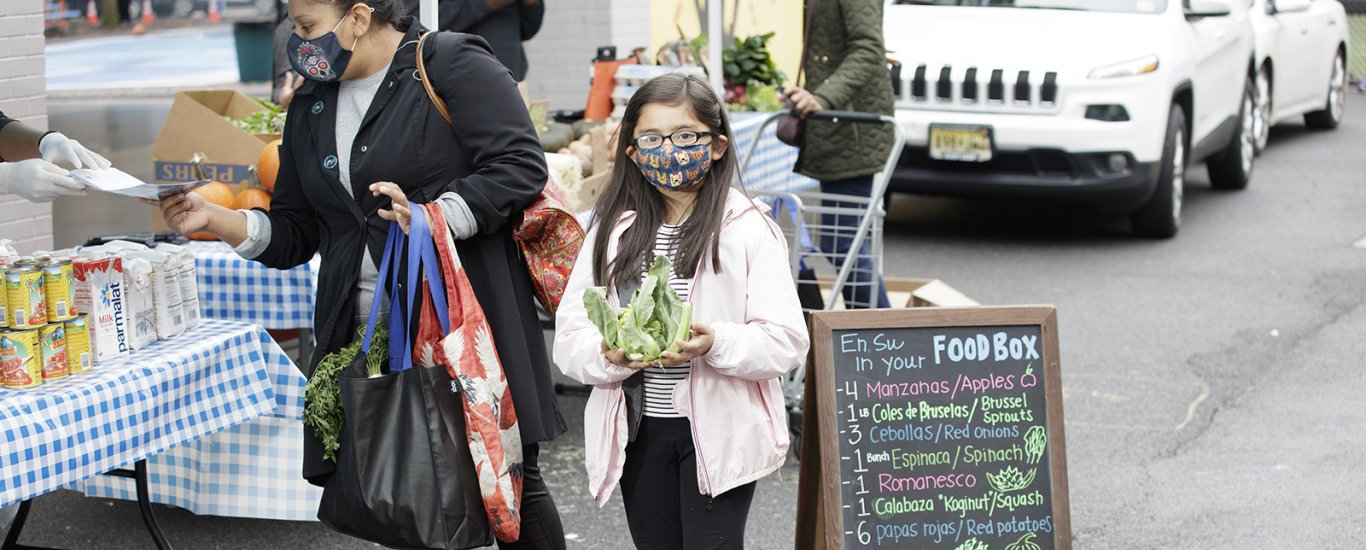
{"left": 795, "top": 306, "right": 1071, "bottom": 550}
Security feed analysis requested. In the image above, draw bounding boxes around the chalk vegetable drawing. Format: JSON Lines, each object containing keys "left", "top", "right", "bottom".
{"left": 1004, "top": 532, "right": 1042, "bottom": 550}
{"left": 1024, "top": 425, "right": 1047, "bottom": 465}
{"left": 955, "top": 537, "right": 990, "bottom": 550}
{"left": 986, "top": 466, "right": 1037, "bottom": 493}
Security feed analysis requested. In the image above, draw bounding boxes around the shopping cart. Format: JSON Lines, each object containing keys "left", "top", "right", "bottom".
{"left": 739, "top": 110, "right": 906, "bottom": 456}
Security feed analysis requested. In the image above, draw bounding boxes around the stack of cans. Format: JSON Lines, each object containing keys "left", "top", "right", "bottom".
{"left": 2, "top": 254, "right": 93, "bottom": 390}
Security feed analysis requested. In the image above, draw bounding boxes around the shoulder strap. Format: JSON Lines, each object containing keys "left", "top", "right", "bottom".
{"left": 416, "top": 31, "right": 453, "bottom": 125}
{"left": 796, "top": 0, "right": 818, "bottom": 87}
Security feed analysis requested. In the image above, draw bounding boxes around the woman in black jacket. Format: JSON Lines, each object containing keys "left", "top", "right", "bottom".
{"left": 155, "top": 0, "right": 566, "bottom": 547}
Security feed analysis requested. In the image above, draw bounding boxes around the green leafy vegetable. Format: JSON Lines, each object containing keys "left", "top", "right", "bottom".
{"left": 302, "top": 323, "right": 387, "bottom": 462}
{"left": 986, "top": 466, "right": 1038, "bottom": 493}
{"left": 583, "top": 255, "right": 692, "bottom": 363}
{"left": 955, "top": 538, "right": 990, "bottom": 550}
{"left": 227, "top": 98, "right": 287, "bottom": 134}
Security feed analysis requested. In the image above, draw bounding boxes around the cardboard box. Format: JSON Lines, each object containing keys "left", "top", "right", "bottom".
{"left": 151, "top": 90, "right": 276, "bottom": 229}
{"left": 816, "top": 275, "right": 978, "bottom": 310}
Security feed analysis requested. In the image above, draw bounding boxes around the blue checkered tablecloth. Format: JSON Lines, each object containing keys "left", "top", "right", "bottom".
{"left": 0, "top": 320, "right": 279, "bottom": 509}
{"left": 730, "top": 112, "right": 819, "bottom": 194}
{"left": 77, "top": 317, "right": 323, "bottom": 521}
{"left": 187, "top": 241, "right": 320, "bottom": 331}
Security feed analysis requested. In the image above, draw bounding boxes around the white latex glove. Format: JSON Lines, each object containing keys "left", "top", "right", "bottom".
{"left": 38, "top": 132, "right": 111, "bottom": 170}
{"left": 0, "top": 159, "right": 83, "bottom": 202}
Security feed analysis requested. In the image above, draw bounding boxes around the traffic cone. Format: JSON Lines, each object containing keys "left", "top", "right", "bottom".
{"left": 140, "top": 0, "right": 154, "bottom": 24}
{"left": 85, "top": 0, "right": 98, "bottom": 26}
{"left": 207, "top": 0, "right": 220, "bottom": 23}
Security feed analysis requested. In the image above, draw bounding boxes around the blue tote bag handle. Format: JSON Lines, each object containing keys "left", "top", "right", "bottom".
{"left": 362, "top": 221, "right": 402, "bottom": 358}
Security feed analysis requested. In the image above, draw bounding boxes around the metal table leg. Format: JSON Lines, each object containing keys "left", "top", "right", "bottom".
{"left": 2, "top": 460, "right": 173, "bottom": 550}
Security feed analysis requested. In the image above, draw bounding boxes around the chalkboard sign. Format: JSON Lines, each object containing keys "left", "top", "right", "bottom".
{"left": 796, "top": 307, "right": 1071, "bottom": 550}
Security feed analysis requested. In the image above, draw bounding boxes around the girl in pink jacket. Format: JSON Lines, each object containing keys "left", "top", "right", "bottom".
{"left": 553, "top": 73, "right": 810, "bottom": 549}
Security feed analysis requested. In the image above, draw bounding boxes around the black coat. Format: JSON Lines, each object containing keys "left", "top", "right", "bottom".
{"left": 257, "top": 25, "right": 566, "bottom": 484}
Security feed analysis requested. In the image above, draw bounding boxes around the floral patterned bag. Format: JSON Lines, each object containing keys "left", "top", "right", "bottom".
{"left": 416, "top": 30, "right": 584, "bottom": 315}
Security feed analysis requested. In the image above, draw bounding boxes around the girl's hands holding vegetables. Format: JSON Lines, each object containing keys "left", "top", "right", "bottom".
{"left": 601, "top": 323, "right": 713, "bottom": 370}
{"left": 658, "top": 323, "right": 713, "bottom": 366}
{"left": 371, "top": 182, "right": 412, "bottom": 234}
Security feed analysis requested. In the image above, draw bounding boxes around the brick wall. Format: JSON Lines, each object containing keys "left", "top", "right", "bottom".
{"left": 0, "top": 0, "right": 50, "bottom": 254}
{"left": 523, "top": 0, "right": 651, "bottom": 111}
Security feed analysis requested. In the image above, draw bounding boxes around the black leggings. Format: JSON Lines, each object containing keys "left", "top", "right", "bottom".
{"left": 620, "top": 417, "right": 757, "bottom": 550}
{"left": 497, "top": 443, "right": 566, "bottom": 550}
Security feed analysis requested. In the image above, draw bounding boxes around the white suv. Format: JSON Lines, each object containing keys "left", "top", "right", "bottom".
{"left": 884, "top": 0, "right": 1257, "bottom": 237}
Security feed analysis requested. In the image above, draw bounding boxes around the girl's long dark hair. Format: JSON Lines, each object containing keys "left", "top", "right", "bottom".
{"left": 591, "top": 73, "right": 744, "bottom": 292}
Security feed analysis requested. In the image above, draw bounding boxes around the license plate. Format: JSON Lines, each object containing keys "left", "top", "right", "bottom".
{"left": 929, "top": 125, "right": 993, "bottom": 162}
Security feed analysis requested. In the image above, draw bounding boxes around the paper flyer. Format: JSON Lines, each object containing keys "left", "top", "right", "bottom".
{"left": 70, "top": 167, "right": 211, "bottom": 200}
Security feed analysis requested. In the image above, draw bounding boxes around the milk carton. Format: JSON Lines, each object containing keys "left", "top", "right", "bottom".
{"left": 155, "top": 243, "right": 200, "bottom": 330}
{"left": 122, "top": 256, "right": 158, "bottom": 349}
{"left": 126, "top": 250, "right": 185, "bottom": 339}
{"left": 73, "top": 257, "right": 130, "bottom": 362}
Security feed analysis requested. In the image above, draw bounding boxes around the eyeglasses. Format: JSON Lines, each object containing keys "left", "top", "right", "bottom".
{"left": 634, "top": 130, "right": 715, "bottom": 150}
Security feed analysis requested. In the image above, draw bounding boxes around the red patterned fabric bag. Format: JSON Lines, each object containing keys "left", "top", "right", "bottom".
{"left": 416, "top": 31, "right": 584, "bottom": 315}
{"left": 415, "top": 203, "right": 524, "bottom": 543}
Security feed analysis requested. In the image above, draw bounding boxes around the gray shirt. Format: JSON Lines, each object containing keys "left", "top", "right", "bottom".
{"left": 236, "top": 62, "right": 479, "bottom": 323}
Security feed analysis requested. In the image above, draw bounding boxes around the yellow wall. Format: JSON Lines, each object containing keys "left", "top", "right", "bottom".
{"left": 651, "top": 0, "right": 805, "bottom": 85}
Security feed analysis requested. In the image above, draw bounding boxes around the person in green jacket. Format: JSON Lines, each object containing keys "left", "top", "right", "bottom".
{"left": 782, "top": 0, "right": 894, "bottom": 309}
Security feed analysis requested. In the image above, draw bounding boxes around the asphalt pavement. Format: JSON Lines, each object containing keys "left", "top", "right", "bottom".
{"left": 10, "top": 28, "right": 1366, "bottom": 548}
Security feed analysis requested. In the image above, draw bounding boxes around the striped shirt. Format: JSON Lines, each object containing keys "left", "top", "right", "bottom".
{"left": 644, "top": 224, "right": 691, "bottom": 418}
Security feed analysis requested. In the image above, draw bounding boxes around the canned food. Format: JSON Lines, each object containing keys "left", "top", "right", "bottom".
{"left": 39, "top": 323, "right": 68, "bottom": 381}
{"left": 5, "top": 266, "right": 46, "bottom": 329}
{"left": 40, "top": 259, "right": 77, "bottom": 322}
{"left": 0, "top": 266, "right": 7, "bottom": 330}
{"left": 65, "top": 315, "right": 92, "bottom": 374}
{"left": 1, "top": 329, "right": 42, "bottom": 389}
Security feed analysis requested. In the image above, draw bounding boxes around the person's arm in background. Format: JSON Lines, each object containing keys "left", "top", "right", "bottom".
{"left": 519, "top": 0, "right": 543, "bottom": 41}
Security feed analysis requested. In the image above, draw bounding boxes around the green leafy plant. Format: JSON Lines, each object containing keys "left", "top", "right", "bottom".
{"left": 722, "top": 33, "right": 785, "bottom": 88}
{"left": 987, "top": 466, "right": 1038, "bottom": 493}
{"left": 228, "top": 98, "right": 287, "bottom": 134}
{"left": 302, "top": 323, "right": 387, "bottom": 462}
{"left": 1024, "top": 426, "right": 1047, "bottom": 465}
{"left": 584, "top": 255, "right": 692, "bottom": 364}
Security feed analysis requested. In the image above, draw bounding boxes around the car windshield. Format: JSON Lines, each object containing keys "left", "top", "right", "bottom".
{"left": 892, "top": 0, "right": 1168, "bottom": 13}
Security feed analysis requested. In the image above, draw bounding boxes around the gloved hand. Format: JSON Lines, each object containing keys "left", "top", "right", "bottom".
{"left": 0, "top": 159, "right": 83, "bottom": 202}
{"left": 38, "top": 132, "right": 111, "bottom": 170}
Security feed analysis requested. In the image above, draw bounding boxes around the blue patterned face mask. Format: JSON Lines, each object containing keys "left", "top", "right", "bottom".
{"left": 629, "top": 142, "right": 713, "bottom": 191}
{"left": 288, "top": 10, "right": 367, "bottom": 82}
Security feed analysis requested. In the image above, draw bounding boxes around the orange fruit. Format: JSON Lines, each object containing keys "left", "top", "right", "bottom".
{"left": 234, "top": 188, "right": 272, "bottom": 212}
{"left": 258, "top": 139, "right": 282, "bottom": 193}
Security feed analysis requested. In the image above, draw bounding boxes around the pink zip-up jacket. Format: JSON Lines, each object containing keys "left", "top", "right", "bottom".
{"left": 553, "top": 188, "right": 810, "bottom": 506}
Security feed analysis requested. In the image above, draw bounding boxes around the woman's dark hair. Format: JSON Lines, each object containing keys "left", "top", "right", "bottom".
{"left": 591, "top": 73, "right": 747, "bottom": 292}
{"left": 307, "top": 0, "right": 414, "bottom": 32}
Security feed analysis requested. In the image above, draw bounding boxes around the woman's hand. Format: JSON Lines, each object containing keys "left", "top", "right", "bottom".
{"left": 371, "top": 181, "right": 412, "bottom": 234}
{"left": 658, "top": 323, "right": 714, "bottom": 366}
{"left": 782, "top": 86, "right": 825, "bottom": 117}
{"left": 156, "top": 192, "right": 211, "bottom": 235}
{"left": 278, "top": 72, "right": 304, "bottom": 111}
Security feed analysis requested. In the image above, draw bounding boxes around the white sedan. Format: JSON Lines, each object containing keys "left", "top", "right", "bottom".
{"left": 1250, "top": 0, "right": 1350, "bottom": 153}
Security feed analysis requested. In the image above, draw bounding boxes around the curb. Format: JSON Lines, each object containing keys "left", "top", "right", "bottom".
{"left": 48, "top": 82, "right": 274, "bottom": 100}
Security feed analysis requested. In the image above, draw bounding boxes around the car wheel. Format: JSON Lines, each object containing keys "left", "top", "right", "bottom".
{"left": 1305, "top": 50, "right": 1346, "bottom": 130}
{"left": 1208, "top": 77, "right": 1255, "bottom": 190}
{"left": 1130, "top": 105, "right": 1185, "bottom": 238}
{"left": 1253, "top": 66, "right": 1271, "bottom": 154}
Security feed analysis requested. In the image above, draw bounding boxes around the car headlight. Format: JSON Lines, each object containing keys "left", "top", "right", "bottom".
{"left": 1088, "top": 55, "right": 1160, "bottom": 79}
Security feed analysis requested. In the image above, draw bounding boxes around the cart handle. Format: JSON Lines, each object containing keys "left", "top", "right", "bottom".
{"left": 802, "top": 110, "right": 889, "bottom": 125}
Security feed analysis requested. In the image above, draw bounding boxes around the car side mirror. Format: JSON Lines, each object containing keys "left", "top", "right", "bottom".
{"left": 1185, "top": 0, "right": 1232, "bottom": 19}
